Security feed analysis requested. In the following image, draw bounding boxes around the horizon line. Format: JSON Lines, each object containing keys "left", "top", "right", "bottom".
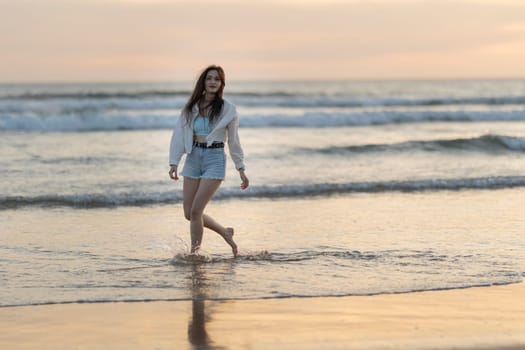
{"left": 1, "top": 76, "right": 525, "bottom": 85}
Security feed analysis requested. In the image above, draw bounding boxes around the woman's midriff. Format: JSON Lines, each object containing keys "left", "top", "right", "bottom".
{"left": 193, "top": 136, "right": 207, "bottom": 143}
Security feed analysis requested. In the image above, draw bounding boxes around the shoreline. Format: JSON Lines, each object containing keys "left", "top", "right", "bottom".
{"left": 1, "top": 282, "right": 524, "bottom": 350}
{"left": 0, "top": 280, "right": 522, "bottom": 309}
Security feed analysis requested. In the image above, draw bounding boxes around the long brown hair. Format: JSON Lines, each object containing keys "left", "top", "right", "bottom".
{"left": 183, "top": 65, "right": 225, "bottom": 125}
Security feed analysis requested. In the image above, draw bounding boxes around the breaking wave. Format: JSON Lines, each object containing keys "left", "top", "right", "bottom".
{"left": 2, "top": 176, "right": 524, "bottom": 209}
{"left": 305, "top": 134, "right": 525, "bottom": 154}
{"left": 2, "top": 109, "right": 525, "bottom": 131}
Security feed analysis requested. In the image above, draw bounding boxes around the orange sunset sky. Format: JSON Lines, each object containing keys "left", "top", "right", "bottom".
{"left": 1, "top": 0, "right": 525, "bottom": 82}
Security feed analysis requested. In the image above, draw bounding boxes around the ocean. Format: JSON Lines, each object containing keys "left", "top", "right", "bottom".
{"left": 1, "top": 79, "right": 524, "bottom": 307}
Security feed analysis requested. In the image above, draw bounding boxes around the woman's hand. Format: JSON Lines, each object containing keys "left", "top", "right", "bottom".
{"left": 169, "top": 165, "right": 179, "bottom": 180}
{"left": 239, "top": 169, "right": 249, "bottom": 190}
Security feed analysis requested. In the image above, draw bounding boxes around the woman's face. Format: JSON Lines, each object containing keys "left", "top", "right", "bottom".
{"left": 204, "top": 70, "right": 222, "bottom": 95}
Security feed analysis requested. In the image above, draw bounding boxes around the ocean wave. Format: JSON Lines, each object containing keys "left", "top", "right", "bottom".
{"left": 168, "top": 248, "right": 515, "bottom": 267}
{"left": 0, "top": 113, "right": 175, "bottom": 132}
{"left": 2, "top": 89, "right": 525, "bottom": 108}
{"left": 2, "top": 176, "right": 525, "bottom": 209}
{"left": 244, "top": 110, "right": 525, "bottom": 128}
{"left": 170, "top": 249, "right": 378, "bottom": 265}
{"left": 0, "top": 191, "right": 182, "bottom": 209}
{"left": 0, "top": 98, "right": 186, "bottom": 115}
{"left": 0, "top": 90, "right": 192, "bottom": 100}
{"left": 2, "top": 109, "right": 525, "bottom": 132}
{"left": 305, "top": 134, "right": 525, "bottom": 154}
{"left": 0, "top": 90, "right": 301, "bottom": 101}
{"left": 252, "top": 95, "right": 525, "bottom": 108}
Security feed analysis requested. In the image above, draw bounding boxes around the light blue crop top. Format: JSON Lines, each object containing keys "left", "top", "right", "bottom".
{"left": 193, "top": 115, "right": 211, "bottom": 136}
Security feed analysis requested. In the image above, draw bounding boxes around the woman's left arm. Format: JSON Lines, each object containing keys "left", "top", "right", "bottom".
{"left": 239, "top": 169, "right": 249, "bottom": 190}
{"left": 227, "top": 111, "right": 249, "bottom": 190}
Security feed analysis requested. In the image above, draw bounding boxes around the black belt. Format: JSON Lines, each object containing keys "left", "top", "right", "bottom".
{"left": 193, "top": 141, "right": 224, "bottom": 149}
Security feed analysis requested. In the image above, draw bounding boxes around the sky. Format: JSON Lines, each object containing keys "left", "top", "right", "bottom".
{"left": 1, "top": 0, "right": 525, "bottom": 82}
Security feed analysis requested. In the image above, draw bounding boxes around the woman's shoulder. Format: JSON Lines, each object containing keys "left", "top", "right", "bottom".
{"left": 222, "top": 98, "right": 237, "bottom": 115}
{"left": 222, "top": 98, "right": 236, "bottom": 109}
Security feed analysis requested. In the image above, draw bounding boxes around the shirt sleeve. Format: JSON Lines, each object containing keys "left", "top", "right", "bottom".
{"left": 226, "top": 108, "right": 245, "bottom": 170}
{"left": 169, "top": 112, "right": 186, "bottom": 166}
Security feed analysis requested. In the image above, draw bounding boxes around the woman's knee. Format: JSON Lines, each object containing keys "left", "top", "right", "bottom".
{"left": 190, "top": 207, "right": 204, "bottom": 220}
{"left": 183, "top": 205, "right": 204, "bottom": 221}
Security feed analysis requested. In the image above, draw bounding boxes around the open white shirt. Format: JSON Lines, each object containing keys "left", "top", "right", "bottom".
{"left": 169, "top": 99, "right": 245, "bottom": 170}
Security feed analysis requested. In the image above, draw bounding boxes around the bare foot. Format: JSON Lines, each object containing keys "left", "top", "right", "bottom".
{"left": 223, "top": 227, "right": 238, "bottom": 257}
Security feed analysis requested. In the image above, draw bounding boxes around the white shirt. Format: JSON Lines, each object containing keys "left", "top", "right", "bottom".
{"left": 169, "top": 98, "right": 245, "bottom": 170}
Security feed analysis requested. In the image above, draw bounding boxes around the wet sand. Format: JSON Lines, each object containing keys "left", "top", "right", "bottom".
{"left": 1, "top": 282, "right": 524, "bottom": 350}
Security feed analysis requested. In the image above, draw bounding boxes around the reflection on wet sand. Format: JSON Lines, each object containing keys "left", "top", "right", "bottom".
{"left": 187, "top": 261, "right": 235, "bottom": 350}
{"left": 188, "top": 263, "right": 210, "bottom": 348}
{"left": 188, "top": 299, "right": 210, "bottom": 348}
{"left": 179, "top": 255, "right": 236, "bottom": 349}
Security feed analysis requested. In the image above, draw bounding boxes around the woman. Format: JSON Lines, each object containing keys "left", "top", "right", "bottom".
{"left": 169, "top": 65, "right": 249, "bottom": 257}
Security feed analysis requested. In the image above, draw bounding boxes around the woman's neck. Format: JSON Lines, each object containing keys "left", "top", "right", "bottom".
{"left": 202, "top": 93, "right": 215, "bottom": 104}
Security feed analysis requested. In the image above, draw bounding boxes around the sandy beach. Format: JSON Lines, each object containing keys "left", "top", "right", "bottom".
{"left": 1, "top": 282, "right": 524, "bottom": 350}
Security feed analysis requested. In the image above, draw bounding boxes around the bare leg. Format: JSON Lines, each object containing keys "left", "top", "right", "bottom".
{"left": 183, "top": 178, "right": 238, "bottom": 256}
{"left": 183, "top": 178, "right": 221, "bottom": 253}
{"left": 183, "top": 177, "right": 200, "bottom": 221}
{"left": 203, "top": 215, "right": 237, "bottom": 257}
{"left": 189, "top": 179, "right": 223, "bottom": 253}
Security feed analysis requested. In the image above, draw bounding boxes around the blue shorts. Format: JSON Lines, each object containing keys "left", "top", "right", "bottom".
{"left": 181, "top": 146, "right": 226, "bottom": 180}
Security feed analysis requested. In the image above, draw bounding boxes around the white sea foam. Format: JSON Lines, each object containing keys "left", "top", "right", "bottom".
{"left": 2, "top": 109, "right": 525, "bottom": 131}
{"left": 2, "top": 176, "right": 524, "bottom": 209}
{"left": 306, "top": 134, "right": 525, "bottom": 154}
{"left": 2, "top": 80, "right": 525, "bottom": 131}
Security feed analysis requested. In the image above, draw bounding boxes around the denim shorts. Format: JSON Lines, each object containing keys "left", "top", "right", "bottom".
{"left": 181, "top": 146, "right": 226, "bottom": 180}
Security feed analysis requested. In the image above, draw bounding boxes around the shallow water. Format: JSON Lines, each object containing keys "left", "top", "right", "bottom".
{"left": 1, "top": 190, "right": 524, "bottom": 307}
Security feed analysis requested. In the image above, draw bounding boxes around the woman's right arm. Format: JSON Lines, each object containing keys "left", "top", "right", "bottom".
{"left": 169, "top": 112, "right": 185, "bottom": 180}
{"left": 169, "top": 165, "right": 178, "bottom": 180}
{"left": 169, "top": 112, "right": 185, "bottom": 165}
